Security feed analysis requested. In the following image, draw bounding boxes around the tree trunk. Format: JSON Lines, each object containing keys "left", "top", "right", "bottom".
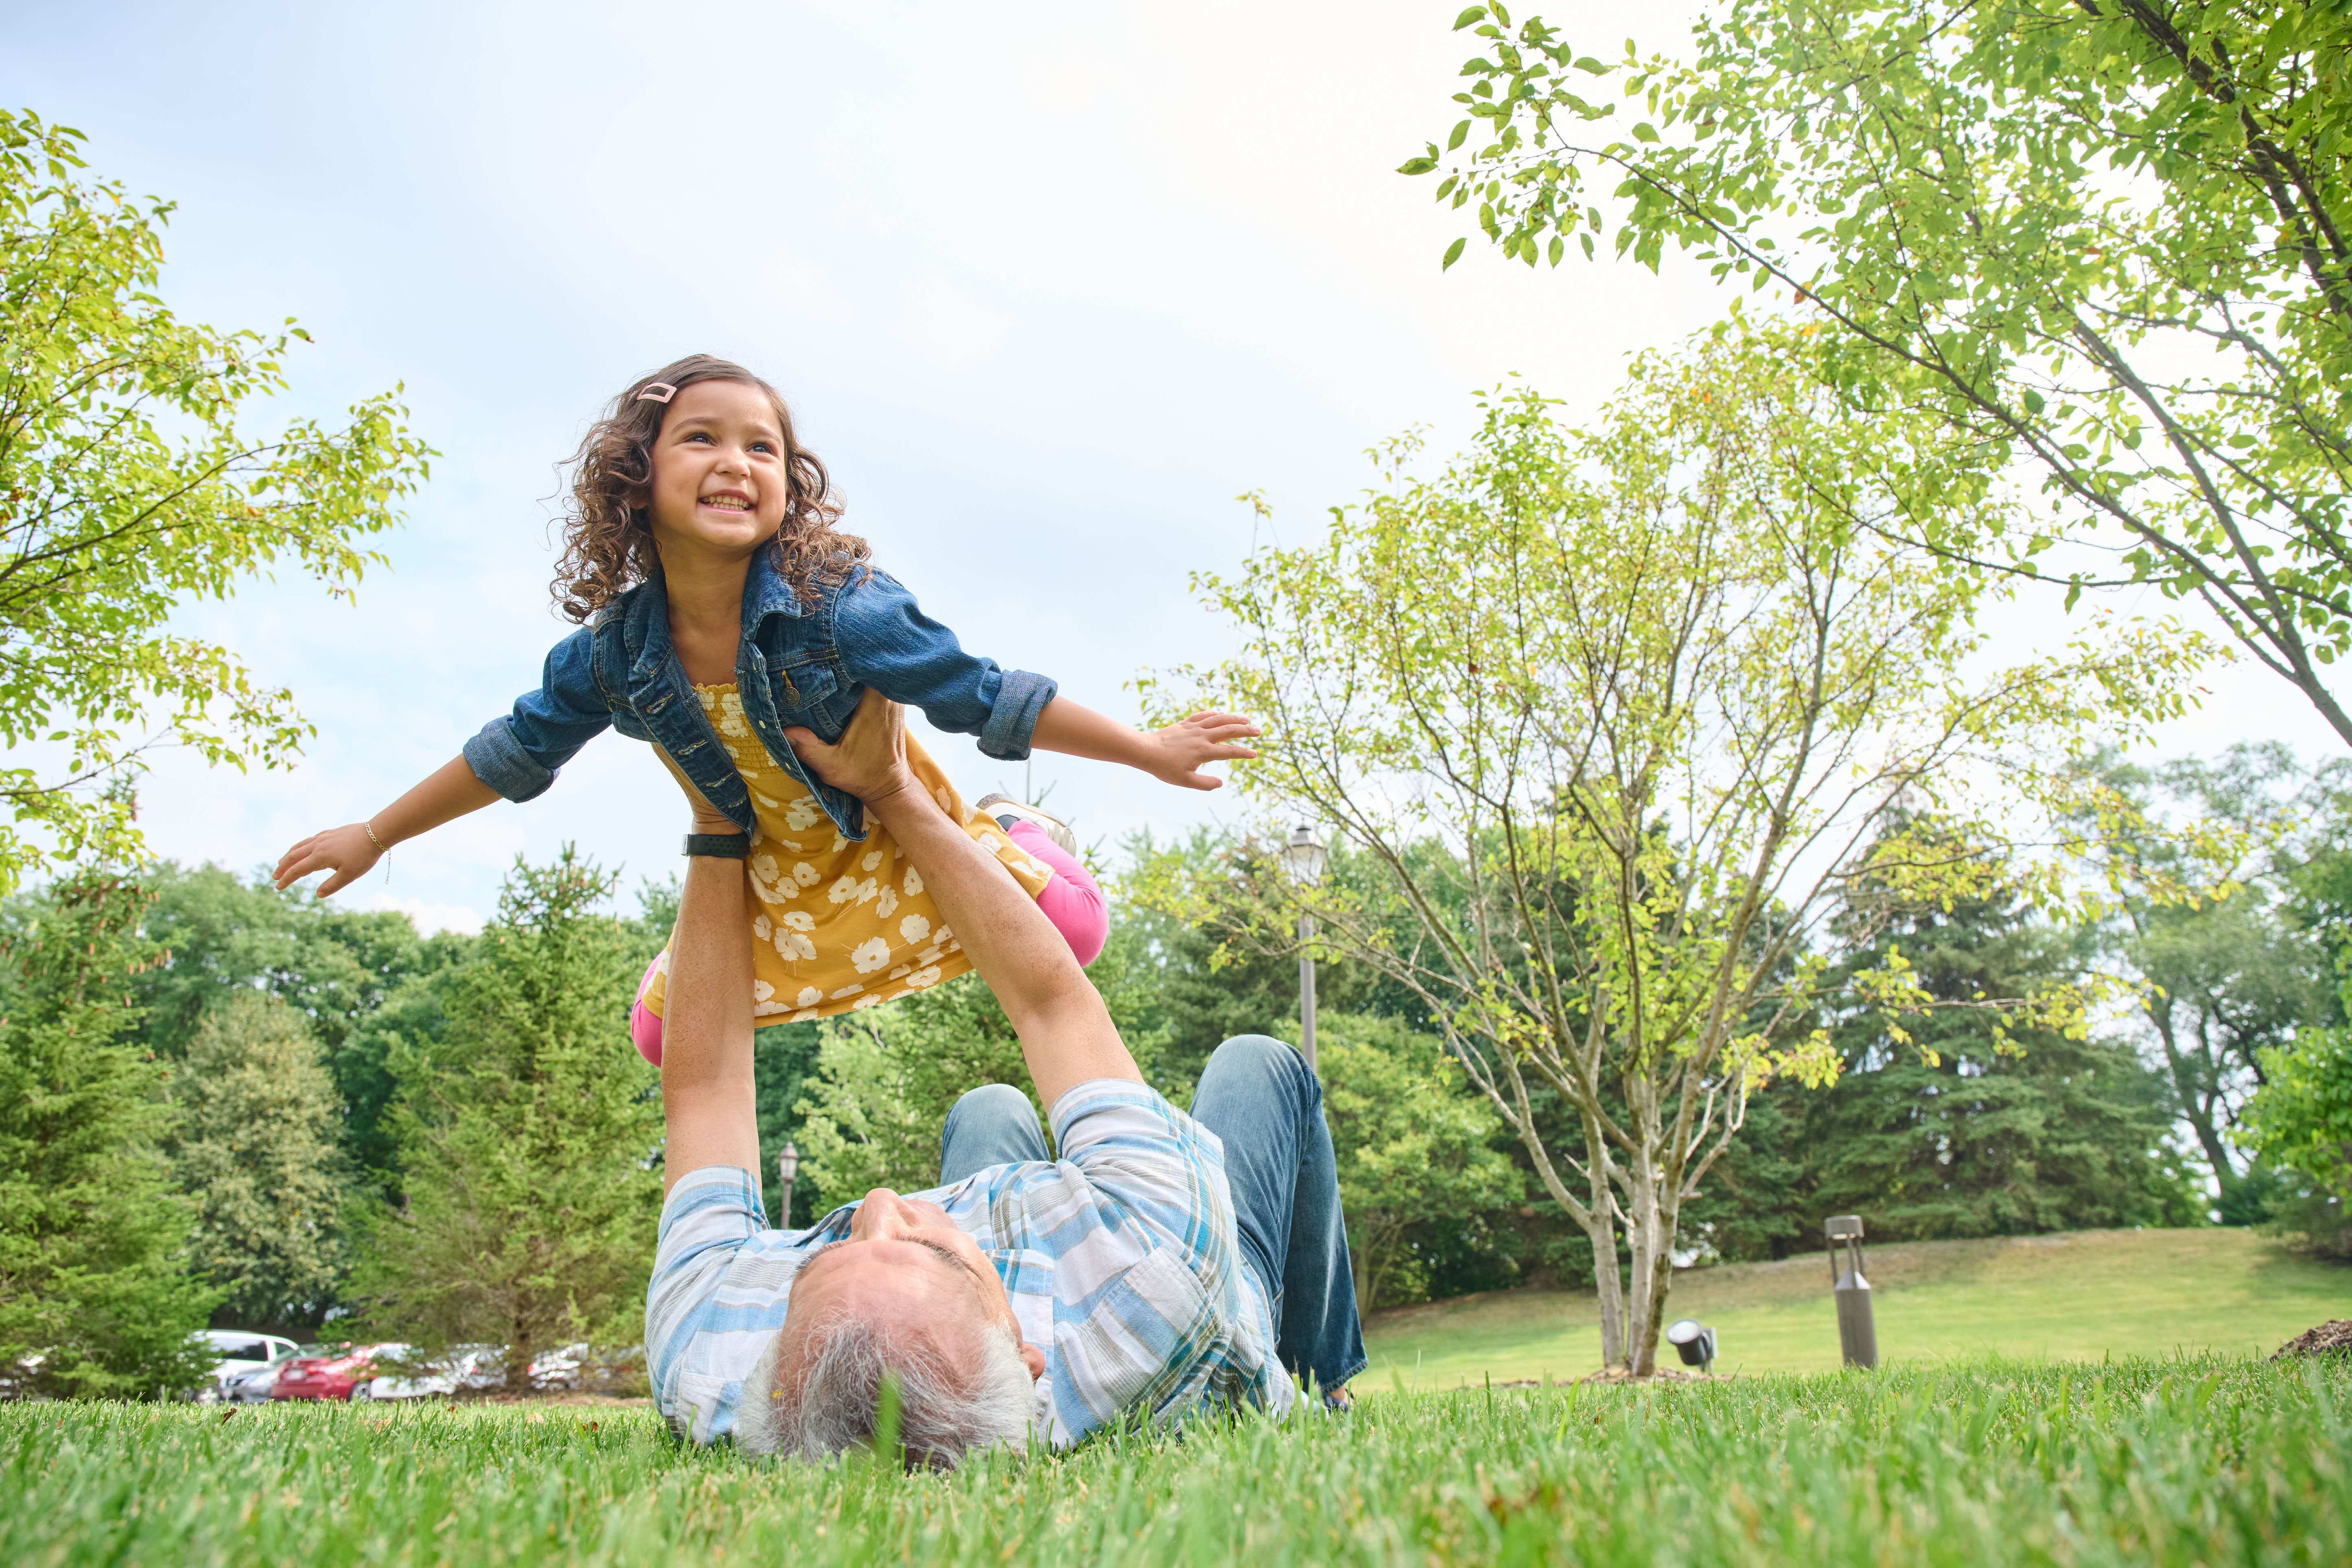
{"left": 1351, "top": 1233, "right": 1374, "bottom": 1317}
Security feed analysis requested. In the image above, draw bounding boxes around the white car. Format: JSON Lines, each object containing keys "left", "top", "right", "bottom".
{"left": 194, "top": 1330, "right": 299, "bottom": 1404}
{"left": 361, "top": 1345, "right": 502, "bottom": 1401}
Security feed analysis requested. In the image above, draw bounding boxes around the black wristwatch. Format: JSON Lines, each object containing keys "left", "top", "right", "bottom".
{"left": 682, "top": 833, "right": 752, "bottom": 859}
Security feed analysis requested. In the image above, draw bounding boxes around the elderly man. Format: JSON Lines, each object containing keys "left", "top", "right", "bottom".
{"left": 646, "top": 692, "right": 1365, "bottom": 1463}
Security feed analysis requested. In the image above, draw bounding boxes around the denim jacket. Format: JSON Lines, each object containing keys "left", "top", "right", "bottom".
{"left": 462, "top": 552, "right": 1057, "bottom": 843}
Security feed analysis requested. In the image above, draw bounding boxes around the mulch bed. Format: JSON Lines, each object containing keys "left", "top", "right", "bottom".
{"left": 2271, "top": 1320, "right": 2352, "bottom": 1361}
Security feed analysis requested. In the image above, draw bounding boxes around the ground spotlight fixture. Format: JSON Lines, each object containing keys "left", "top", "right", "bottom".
{"left": 1664, "top": 1318, "right": 1717, "bottom": 1375}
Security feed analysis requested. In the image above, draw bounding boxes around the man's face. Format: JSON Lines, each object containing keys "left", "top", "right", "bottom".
{"left": 783, "top": 1188, "right": 1047, "bottom": 1382}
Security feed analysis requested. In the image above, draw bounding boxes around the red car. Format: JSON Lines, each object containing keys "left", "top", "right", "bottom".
{"left": 271, "top": 1343, "right": 394, "bottom": 1402}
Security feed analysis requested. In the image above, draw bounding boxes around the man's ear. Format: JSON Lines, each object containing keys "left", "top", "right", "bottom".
{"left": 1019, "top": 1342, "right": 1046, "bottom": 1382}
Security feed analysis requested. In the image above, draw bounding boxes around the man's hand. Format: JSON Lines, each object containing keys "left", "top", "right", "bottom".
{"left": 1142, "top": 711, "right": 1263, "bottom": 792}
{"left": 783, "top": 689, "right": 920, "bottom": 805}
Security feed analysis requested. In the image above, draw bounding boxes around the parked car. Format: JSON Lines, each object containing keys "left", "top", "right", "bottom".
{"left": 525, "top": 1341, "right": 590, "bottom": 1391}
{"left": 221, "top": 1360, "right": 287, "bottom": 1404}
{"left": 271, "top": 1343, "right": 395, "bottom": 1402}
{"left": 192, "top": 1330, "right": 298, "bottom": 1404}
{"left": 363, "top": 1345, "right": 503, "bottom": 1402}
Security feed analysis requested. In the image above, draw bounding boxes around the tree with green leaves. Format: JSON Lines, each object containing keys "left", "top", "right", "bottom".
{"left": 2082, "top": 744, "right": 2336, "bottom": 1218}
{"left": 132, "top": 862, "right": 475, "bottom": 1187}
{"left": 1153, "top": 327, "right": 2210, "bottom": 1373}
{"left": 1409, "top": 2, "right": 2352, "bottom": 744}
{"left": 1316, "top": 1012, "right": 1523, "bottom": 1310}
{"left": 0, "top": 872, "right": 215, "bottom": 1397}
{"left": 164, "top": 991, "right": 345, "bottom": 1330}
{"left": 353, "top": 849, "right": 658, "bottom": 1386}
{"left": 0, "top": 111, "right": 430, "bottom": 890}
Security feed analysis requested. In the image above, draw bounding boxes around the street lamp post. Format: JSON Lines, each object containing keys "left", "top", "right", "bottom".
{"left": 777, "top": 1141, "right": 801, "bottom": 1229}
{"left": 1279, "top": 825, "right": 1328, "bottom": 1074}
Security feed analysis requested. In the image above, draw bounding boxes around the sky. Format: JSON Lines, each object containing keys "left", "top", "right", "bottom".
{"left": 0, "top": 0, "right": 2326, "bottom": 932}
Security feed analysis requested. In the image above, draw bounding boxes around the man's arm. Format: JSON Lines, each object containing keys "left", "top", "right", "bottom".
{"left": 659, "top": 796, "right": 761, "bottom": 1195}
{"left": 786, "top": 691, "right": 1142, "bottom": 1109}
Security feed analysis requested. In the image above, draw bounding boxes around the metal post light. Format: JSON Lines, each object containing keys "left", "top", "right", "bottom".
{"left": 1279, "top": 825, "right": 1329, "bottom": 1074}
{"left": 777, "top": 1141, "right": 801, "bottom": 1228}
{"left": 1826, "top": 1214, "right": 1878, "bottom": 1369}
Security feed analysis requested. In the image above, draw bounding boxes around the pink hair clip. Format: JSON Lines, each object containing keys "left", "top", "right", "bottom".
{"left": 635, "top": 382, "right": 678, "bottom": 404}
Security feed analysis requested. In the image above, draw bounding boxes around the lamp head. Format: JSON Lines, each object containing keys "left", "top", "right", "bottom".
{"left": 1665, "top": 1318, "right": 1717, "bottom": 1370}
{"left": 1280, "top": 824, "right": 1328, "bottom": 887}
{"left": 778, "top": 1141, "right": 801, "bottom": 1184}
{"left": 1825, "top": 1214, "right": 1864, "bottom": 1241}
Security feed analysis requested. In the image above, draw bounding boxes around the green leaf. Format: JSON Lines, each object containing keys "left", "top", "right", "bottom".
{"left": 1443, "top": 236, "right": 1468, "bottom": 270}
{"left": 1453, "top": 5, "right": 1487, "bottom": 28}
{"left": 1574, "top": 56, "right": 1608, "bottom": 74}
{"left": 1632, "top": 122, "right": 1660, "bottom": 143}
{"left": 1448, "top": 119, "right": 1472, "bottom": 152}
{"left": 1399, "top": 157, "right": 1440, "bottom": 176}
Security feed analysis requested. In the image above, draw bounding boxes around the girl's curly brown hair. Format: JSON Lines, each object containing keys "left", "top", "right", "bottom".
{"left": 551, "top": 353, "right": 869, "bottom": 622}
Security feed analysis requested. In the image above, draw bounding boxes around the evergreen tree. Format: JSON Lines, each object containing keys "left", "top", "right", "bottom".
{"left": 1720, "top": 875, "right": 2200, "bottom": 1251}
{"left": 353, "top": 848, "right": 659, "bottom": 1386}
{"left": 132, "top": 862, "right": 475, "bottom": 1184}
{"left": 164, "top": 991, "right": 345, "bottom": 1331}
{"left": 0, "top": 873, "right": 215, "bottom": 1397}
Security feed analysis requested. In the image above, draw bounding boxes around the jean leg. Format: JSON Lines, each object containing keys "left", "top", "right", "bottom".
{"left": 1188, "top": 1035, "right": 1367, "bottom": 1394}
{"left": 939, "top": 1083, "right": 1050, "bottom": 1185}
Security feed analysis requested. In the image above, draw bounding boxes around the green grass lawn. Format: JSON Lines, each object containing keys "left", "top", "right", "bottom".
{"left": 6, "top": 1357, "right": 2348, "bottom": 1564}
{"left": 1364, "top": 1226, "right": 2352, "bottom": 1391}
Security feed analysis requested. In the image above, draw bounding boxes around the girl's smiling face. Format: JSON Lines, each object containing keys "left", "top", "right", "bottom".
{"left": 642, "top": 379, "right": 793, "bottom": 562}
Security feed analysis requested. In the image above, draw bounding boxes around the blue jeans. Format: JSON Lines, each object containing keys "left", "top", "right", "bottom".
{"left": 939, "top": 1035, "right": 1367, "bottom": 1395}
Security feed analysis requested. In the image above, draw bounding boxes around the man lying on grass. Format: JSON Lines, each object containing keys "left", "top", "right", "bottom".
{"left": 650, "top": 690, "right": 1365, "bottom": 1465}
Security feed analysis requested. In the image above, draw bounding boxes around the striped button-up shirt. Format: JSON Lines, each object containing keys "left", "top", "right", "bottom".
{"left": 645, "top": 1079, "right": 1294, "bottom": 1445}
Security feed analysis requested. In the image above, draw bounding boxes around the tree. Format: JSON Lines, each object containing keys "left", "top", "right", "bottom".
{"left": 2086, "top": 745, "right": 2336, "bottom": 1217}
{"left": 132, "top": 862, "right": 474, "bottom": 1186}
{"left": 0, "top": 112, "right": 430, "bottom": 890}
{"left": 162, "top": 991, "right": 346, "bottom": 1331}
{"left": 1155, "top": 328, "right": 2208, "bottom": 1373}
{"left": 0, "top": 872, "right": 215, "bottom": 1397}
{"left": 1316, "top": 1012, "right": 1523, "bottom": 1311}
{"left": 353, "top": 849, "right": 659, "bottom": 1386}
{"left": 1410, "top": 3, "right": 2352, "bottom": 745}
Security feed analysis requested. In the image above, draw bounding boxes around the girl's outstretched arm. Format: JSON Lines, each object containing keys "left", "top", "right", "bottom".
{"left": 271, "top": 755, "right": 500, "bottom": 897}
{"left": 1029, "top": 698, "right": 1262, "bottom": 793}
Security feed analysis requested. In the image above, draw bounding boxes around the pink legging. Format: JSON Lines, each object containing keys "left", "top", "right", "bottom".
{"left": 629, "top": 820, "right": 1107, "bottom": 1065}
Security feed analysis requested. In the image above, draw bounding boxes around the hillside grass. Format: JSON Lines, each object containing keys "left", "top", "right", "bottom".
{"left": 6, "top": 1357, "right": 2348, "bottom": 1565}
{"left": 1363, "top": 1226, "right": 2350, "bottom": 1390}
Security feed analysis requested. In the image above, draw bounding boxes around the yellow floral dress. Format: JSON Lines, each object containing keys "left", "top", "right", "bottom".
{"left": 637, "top": 683, "right": 1052, "bottom": 1026}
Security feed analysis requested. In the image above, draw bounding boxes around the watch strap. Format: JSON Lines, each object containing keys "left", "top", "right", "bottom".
{"left": 682, "top": 832, "right": 752, "bottom": 859}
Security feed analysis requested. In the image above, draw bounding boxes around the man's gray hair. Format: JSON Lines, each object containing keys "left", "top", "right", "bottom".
{"left": 735, "top": 1309, "right": 1035, "bottom": 1468}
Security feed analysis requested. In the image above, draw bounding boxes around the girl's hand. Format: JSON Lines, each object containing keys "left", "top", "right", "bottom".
{"left": 1143, "top": 711, "right": 1263, "bottom": 792}
{"left": 273, "top": 824, "right": 382, "bottom": 897}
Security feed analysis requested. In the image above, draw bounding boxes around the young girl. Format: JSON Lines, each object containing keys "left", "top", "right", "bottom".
{"left": 273, "top": 353, "right": 1260, "bottom": 1061}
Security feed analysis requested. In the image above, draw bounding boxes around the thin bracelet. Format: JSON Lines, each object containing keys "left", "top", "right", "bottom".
{"left": 364, "top": 820, "right": 389, "bottom": 882}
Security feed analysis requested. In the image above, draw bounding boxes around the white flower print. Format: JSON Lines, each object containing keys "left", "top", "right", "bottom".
{"left": 716, "top": 691, "right": 751, "bottom": 738}
{"left": 753, "top": 790, "right": 780, "bottom": 810}
{"left": 904, "top": 965, "right": 943, "bottom": 990}
{"left": 852, "top": 993, "right": 886, "bottom": 1010}
{"left": 861, "top": 850, "right": 883, "bottom": 873}
{"left": 793, "top": 861, "right": 821, "bottom": 887}
{"left": 795, "top": 986, "right": 823, "bottom": 1010}
{"left": 977, "top": 832, "right": 1006, "bottom": 855}
{"left": 829, "top": 984, "right": 864, "bottom": 1000}
{"left": 789, "top": 1008, "right": 819, "bottom": 1023}
{"left": 1021, "top": 858, "right": 1050, "bottom": 881}
{"left": 753, "top": 913, "right": 773, "bottom": 941}
{"left": 903, "top": 866, "right": 924, "bottom": 897}
{"left": 774, "top": 927, "right": 816, "bottom": 962}
{"left": 875, "top": 885, "right": 899, "bottom": 920}
{"left": 753, "top": 980, "right": 790, "bottom": 1017}
{"left": 850, "top": 936, "right": 891, "bottom": 974}
{"left": 779, "top": 911, "right": 815, "bottom": 932}
{"left": 899, "top": 913, "right": 931, "bottom": 945}
{"left": 785, "top": 798, "right": 825, "bottom": 832}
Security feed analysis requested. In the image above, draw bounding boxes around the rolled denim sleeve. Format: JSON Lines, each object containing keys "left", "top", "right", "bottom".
{"left": 833, "top": 571, "right": 1057, "bottom": 760}
{"left": 462, "top": 625, "right": 614, "bottom": 802}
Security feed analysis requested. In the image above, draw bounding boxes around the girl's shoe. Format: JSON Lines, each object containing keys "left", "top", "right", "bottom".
{"left": 974, "top": 794, "right": 1077, "bottom": 857}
